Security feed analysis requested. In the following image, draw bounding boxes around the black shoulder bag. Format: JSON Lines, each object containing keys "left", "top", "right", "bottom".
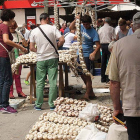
{"left": 38, "top": 26, "right": 59, "bottom": 56}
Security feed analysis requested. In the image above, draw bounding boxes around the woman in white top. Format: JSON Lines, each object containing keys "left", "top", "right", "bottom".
{"left": 62, "top": 29, "right": 77, "bottom": 50}
{"left": 9, "top": 20, "right": 28, "bottom": 99}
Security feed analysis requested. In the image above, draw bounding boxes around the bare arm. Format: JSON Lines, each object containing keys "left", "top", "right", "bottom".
{"left": 3, "top": 34, "right": 27, "bottom": 53}
{"left": 73, "top": 35, "right": 77, "bottom": 40}
{"left": 69, "top": 20, "right": 76, "bottom": 30}
{"left": 30, "top": 42, "right": 37, "bottom": 52}
{"left": 57, "top": 36, "right": 65, "bottom": 47}
{"left": 89, "top": 41, "right": 101, "bottom": 61}
{"left": 110, "top": 80, "right": 123, "bottom": 117}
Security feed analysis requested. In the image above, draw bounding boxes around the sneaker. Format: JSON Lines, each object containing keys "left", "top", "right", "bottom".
{"left": 1, "top": 106, "right": 17, "bottom": 113}
{"left": 50, "top": 106, "right": 55, "bottom": 111}
{"left": 34, "top": 106, "right": 41, "bottom": 111}
{"left": 24, "top": 80, "right": 29, "bottom": 85}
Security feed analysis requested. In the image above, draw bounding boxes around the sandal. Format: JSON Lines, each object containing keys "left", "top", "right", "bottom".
{"left": 18, "top": 92, "right": 27, "bottom": 98}
{"left": 80, "top": 97, "right": 90, "bottom": 102}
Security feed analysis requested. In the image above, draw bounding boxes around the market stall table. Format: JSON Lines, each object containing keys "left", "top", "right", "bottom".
{"left": 29, "top": 62, "right": 69, "bottom": 104}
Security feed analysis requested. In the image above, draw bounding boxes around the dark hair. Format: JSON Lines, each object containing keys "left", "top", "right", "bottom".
{"left": 1, "top": 9, "right": 15, "bottom": 21}
{"left": 81, "top": 15, "right": 92, "bottom": 23}
{"left": 97, "top": 19, "right": 103, "bottom": 23}
{"left": 40, "top": 13, "right": 49, "bottom": 21}
{"left": 119, "top": 19, "right": 126, "bottom": 26}
{"left": 30, "top": 24, "right": 36, "bottom": 29}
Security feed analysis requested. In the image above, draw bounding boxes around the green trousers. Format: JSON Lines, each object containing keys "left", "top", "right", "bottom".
{"left": 35, "top": 58, "right": 58, "bottom": 108}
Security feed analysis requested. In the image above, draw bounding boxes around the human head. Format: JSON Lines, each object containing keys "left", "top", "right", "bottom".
{"left": 81, "top": 15, "right": 92, "bottom": 29}
{"left": 126, "top": 20, "right": 131, "bottom": 29}
{"left": 0, "top": 9, "right": 15, "bottom": 25}
{"left": 62, "top": 23, "right": 66, "bottom": 29}
{"left": 132, "top": 12, "right": 140, "bottom": 31}
{"left": 40, "top": 13, "right": 50, "bottom": 24}
{"left": 9, "top": 20, "right": 18, "bottom": 33}
{"left": 30, "top": 24, "right": 36, "bottom": 30}
{"left": 96, "top": 18, "right": 103, "bottom": 27}
{"left": 20, "top": 28, "right": 25, "bottom": 34}
{"left": 70, "top": 28, "right": 76, "bottom": 34}
{"left": 104, "top": 17, "right": 111, "bottom": 25}
{"left": 119, "top": 19, "right": 127, "bottom": 31}
{"left": 22, "top": 23, "right": 27, "bottom": 28}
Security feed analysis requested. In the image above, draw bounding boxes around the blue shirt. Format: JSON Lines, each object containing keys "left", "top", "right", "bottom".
{"left": 127, "top": 28, "right": 133, "bottom": 36}
{"left": 81, "top": 24, "right": 99, "bottom": 57}
{"left": 64, "top": 27, "right": 70, "bottom": 35}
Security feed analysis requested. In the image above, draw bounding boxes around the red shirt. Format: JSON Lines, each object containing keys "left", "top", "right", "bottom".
{"left": 0, "top": 23, "right": 13, "bottom": 58}
{"left": 60, "top": 28, "right": 64, "bottom": 35}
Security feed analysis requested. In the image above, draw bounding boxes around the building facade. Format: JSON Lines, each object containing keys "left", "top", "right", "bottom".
{"left": 0, "top": 0, "right": 66, "bottom": 29}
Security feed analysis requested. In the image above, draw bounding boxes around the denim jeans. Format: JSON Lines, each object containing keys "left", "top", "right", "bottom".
{"left": 101, "top": 44, "right": 110, "bottom": 82}
{"left": 0, "top": 57, "right": 13, "bottom": 108}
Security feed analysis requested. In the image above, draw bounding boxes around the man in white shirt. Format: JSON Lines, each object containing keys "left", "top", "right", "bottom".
{"left": 30, "top": 13, "right": 64, "bottom": 110}
{"left": 98, "top": 17, "right": 116, "bottom": 83}
{"left": 22, "top": 23, "right": 30, "bottom": 41}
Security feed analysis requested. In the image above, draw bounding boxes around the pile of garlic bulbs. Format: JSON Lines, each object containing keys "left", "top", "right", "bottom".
{"left": 25, "top": 112, "right": 91, "bottom": 140}
{"left": 11, "top": 52, "right": 37, "bottom": 73}
{"left": 94, "top": 105, "right": 113, "bottom": 132}
{"left": 91, "top": 10, "right": 96, "bottom": 28}
{"left": 54, "top": 97, "right": 87, "bottom": 117}
{"left": 54, "top": 4, "right": 59, "bottom": 30}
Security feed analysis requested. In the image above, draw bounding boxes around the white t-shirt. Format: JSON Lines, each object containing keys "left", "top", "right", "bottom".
{"left": 24, "top": 28, "right": 30, "bottom": 40}
{"left": 12, "top": 31, "right": 24, "bottom": 42}
{"left": 30, "top": 24, "right": 61, "bottom": 61}
{"left": 63, "top": 32, "right": 75, "bottom": 48}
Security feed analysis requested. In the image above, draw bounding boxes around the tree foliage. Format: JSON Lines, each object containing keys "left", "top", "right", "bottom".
{"left": 0, "top": 0, "right": 5, "bottom": 6}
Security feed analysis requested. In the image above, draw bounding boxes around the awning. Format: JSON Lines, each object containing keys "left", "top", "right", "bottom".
{"left": 112, "top": 3, "right": 140, "bottom": 11}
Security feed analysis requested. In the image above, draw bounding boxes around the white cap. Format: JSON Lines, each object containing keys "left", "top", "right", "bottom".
{"left": 133, "top": 12, "right": 140, "bottom": 24}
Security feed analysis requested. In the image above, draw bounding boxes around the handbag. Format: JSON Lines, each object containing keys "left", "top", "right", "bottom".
{"left": 0, "top": 42, "right": 15, "bottom": 64}
{"left": 38, "top": 26, "right": 59, "bottom": 56}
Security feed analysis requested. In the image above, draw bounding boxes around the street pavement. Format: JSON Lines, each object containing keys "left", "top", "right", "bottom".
{"left": 0, "top": 67, "right": 112, "bottom": 140}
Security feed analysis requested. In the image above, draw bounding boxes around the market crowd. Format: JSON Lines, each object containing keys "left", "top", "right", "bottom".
{"left": 0, "top": 9, "right": 140, "bottom": 140}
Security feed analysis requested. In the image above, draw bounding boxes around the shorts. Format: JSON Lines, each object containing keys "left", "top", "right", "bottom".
{"left": 77, "top": 56, "right": 95, "bottom": 76}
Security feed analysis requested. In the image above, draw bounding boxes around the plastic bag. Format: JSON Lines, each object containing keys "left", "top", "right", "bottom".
{"left": 79, "top": 103, "right": 100, "bottom": 122}
{"left": 76, "top": 124, "right": 107, "bottom": 140}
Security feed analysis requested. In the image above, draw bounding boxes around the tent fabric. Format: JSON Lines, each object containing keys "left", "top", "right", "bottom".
{"left": 112, "top": 3, "right": 140, "bottom": 11}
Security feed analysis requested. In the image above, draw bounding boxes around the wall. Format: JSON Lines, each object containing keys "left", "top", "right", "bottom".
{"left": 12, "top": 9, "right": 25, "bottom": 27}
{"left": 36, "top": 8, "right": 44, "bottom": 25}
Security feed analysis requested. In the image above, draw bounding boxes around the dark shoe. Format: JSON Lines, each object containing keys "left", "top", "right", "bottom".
{"left": 1, "top": 106, "right": 17, "bottom": 113}
{"left": 50, "top": 106, "right": 55, "bottom": 111}
{"left": 34, "top": 106, "right": 41, "bottom": 111}
{"left": 9, "top": 94, "right": 15, "bottom": 99}
{"left": 18, "top": 92, "right": 27, "bottom": 98}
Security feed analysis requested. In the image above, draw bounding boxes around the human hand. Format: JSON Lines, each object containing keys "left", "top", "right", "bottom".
{"left": 21, "top": 47, "right": 28, "bottom": 53}
{"left": 89, "top": 52, "right": 96, "bottom": 61}
{"left": 113, "top": 109, "right": 123, "bottom": 124}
